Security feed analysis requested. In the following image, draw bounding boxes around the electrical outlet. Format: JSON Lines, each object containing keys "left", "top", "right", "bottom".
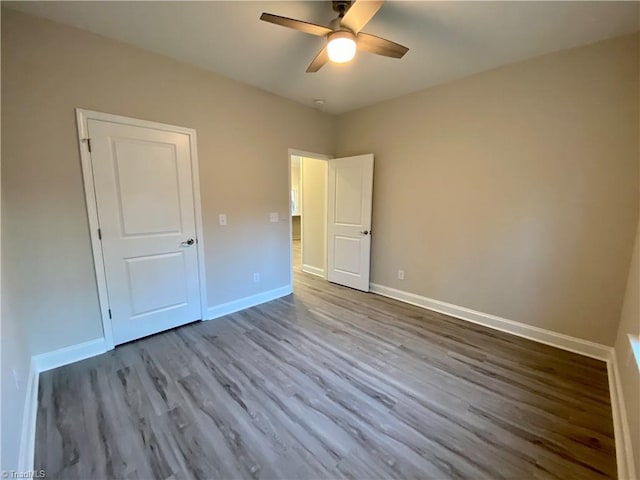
{"left": 269, "top": 212, "right": 279, "bottom": 223}
{"left": 253, "top": 272, "right": 260, "bottom": 283}
{"left": 398, "top": 269, "right": 405, "bottom": 280}
{"left": 219, "top": 214, "right": 227, "bottom": 226}
{"left": 12, "top": 368, "right": 20, "bottom": 390}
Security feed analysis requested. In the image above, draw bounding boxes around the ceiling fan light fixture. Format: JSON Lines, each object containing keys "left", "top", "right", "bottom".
{"left": 327, "top": 31, "right": 357, "bottom": 63}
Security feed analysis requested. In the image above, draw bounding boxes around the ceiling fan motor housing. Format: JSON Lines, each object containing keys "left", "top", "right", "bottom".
{"left": 330, "top": 17, "right": 353, "bottom": 33}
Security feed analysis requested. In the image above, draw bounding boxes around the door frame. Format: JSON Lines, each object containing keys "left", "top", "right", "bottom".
{"left": 287, "top": 149, "right": 331, "bottom": 287}
{"left": 76, "top": 108, "right": 208, "bottom": 350}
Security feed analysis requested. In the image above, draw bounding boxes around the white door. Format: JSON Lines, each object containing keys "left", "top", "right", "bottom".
{"left": 88, "top": 119, "right": 203, "bottom": 345}
{"left": 327, "top": 154, "right": 374, "bottom": 291}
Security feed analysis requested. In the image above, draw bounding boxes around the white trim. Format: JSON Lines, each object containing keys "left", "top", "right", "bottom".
{"left": 188, "top": 129, "right": 209, "bottom": 319}
{"left": 324, "top": 160, "right": 329, "bottom": 277}
{"left": 76, "top": 109, "right": 199, "bottom": 135}
{"left": 75, "top": 110, "right": 115, "bottom": 349}
{"left": 299, "top": 155, "right": 304, "bottom": 281}
{"left": 302, "top": 264, "right": 326, "bottom": 278}
{"left": 17, "top": 359, "right": 39, "bottom": 473}
{"left": 33, "top": 338, "right": 108, "bottom": 373}
{"left": 608, "top": 353, "right": 637, "bottom": 480}
{"left": 288, "top": 149, "right": 332, "bottom": 161}
{"left": 288, "top": 152, "right": 296, "bottom": 289}
{"left": 369, "top": 283, "right": 611, "bottom": 361}
{"left": 75, "top": 109, "right": 208, "bottom": 349}
{"left": 207, "top": 286, "right": 292, "bottom": 320}
{"left": 17, "top": 338, "right": 108, "bottom": 472}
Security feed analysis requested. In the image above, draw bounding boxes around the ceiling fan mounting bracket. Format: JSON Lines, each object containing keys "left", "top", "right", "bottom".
{"left": 332, "top": 1, "right": 353, "bottom": 17}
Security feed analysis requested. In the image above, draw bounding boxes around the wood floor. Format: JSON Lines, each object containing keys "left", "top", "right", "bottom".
{"left": 36, "top": 241, "right": 616, "bottom": 479}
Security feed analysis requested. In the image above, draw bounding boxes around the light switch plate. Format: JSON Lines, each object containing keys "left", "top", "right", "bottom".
{"left": 269, "top": 212, "right": 279, "bottom": 223}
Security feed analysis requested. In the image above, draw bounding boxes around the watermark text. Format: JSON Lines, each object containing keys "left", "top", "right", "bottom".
{"left": 1, "top": 471, "right": 45, "bottom": 479}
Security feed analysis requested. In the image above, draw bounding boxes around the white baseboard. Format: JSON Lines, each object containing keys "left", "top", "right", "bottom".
{"left": 33, "top": 337, "right": 109, "bottom": 373}
{"left": 369, "top": 283, "right": 611, "bottom": 361}
{"left": 302, "top": 264, "right": 325, "bottom": 278}
{"left": 608, "top": 353, "right": 637, "bottom": 480}
{"left": 207, "top": 285, "right": 292, "bottom": 320}
{"left": 17, "top": 358, "right": 39, "bottom": 473}
{"left": 17, "top": 338, "right": 108, "bottom": 472}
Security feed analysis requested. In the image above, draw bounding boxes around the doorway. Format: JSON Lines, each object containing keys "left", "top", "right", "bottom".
{"left": 289, "top": 151, "right": 330, "bottom": 282}
{"left": 288, "top": 150, "right": 374, "bottom": 292}
{"left": 77, "top": 109, "right": 208, "bottom": 348}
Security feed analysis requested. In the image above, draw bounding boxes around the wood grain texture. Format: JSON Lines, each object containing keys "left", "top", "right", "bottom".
{"left": 36, "top": 244, "right": 616, "bottom": 479}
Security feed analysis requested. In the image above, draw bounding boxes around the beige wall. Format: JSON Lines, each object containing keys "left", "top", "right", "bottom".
{"left": 614, "top": 219, "right": 640, "bottom": 476}
{"left": 301, "top": 157, "right": 327, "bottom": 273}
{"left": 336, "top": 33, "right": 640, "bottom": 345}
{"left": 1, "top": 9, "right": 335, "bottom": 355}
{"left": 1, "top": 89, "right": 34, "bottom": 470}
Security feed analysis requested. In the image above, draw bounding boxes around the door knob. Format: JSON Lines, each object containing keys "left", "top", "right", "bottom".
{"left": 181, "top": 238, "right": 195, "bottom": 246}
{"left": 360, "top": 230, "right": 369, "bottom": 235}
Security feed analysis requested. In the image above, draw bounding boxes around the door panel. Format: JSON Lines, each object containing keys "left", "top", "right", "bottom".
{"left": 327, "top": 154, "right": 374, "bottom": 291}
{"left": 114, "top": 140, "right": 182, "bottom": 236}
{"left": 333, "top": 236, "right": 362, "bottom": 275}
{"left": 335, "top": 166, "right": 364, "bottom": 225}
{"left": 88, "top": 119, "right": 202, "bottom": 345}
{"left": 125, "top": 252, "right": 188, "bottom": 318}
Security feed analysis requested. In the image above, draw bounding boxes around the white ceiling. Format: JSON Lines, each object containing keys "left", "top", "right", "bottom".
{"left": 6, "top": 1, "right": 640, "bottom": 114}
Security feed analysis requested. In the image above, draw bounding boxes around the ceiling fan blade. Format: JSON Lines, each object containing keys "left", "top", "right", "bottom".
{"left": 340, "top": 0, "right": 384, "bottom": 34}
{"left": 260, "top": 13, "right": 333, "bottom": 37}
{"left": 357, "top": 32, "right": 409, "bottom": 58}
{"left": 306, "top": 47, "right": 329, "bottom": 73}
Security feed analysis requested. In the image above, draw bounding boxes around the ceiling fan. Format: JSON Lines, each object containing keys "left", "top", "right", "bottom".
{"left": 260, "top": 0, "right": 409, "bottom": 72}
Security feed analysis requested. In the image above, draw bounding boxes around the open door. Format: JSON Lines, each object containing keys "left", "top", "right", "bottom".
{"left": 327, "top": 154, "right": 374, "bottom": 291}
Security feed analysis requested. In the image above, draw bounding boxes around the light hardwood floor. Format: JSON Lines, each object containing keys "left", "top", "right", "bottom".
{"left": 35, "top": 241, "right": 616, "bottom": 479}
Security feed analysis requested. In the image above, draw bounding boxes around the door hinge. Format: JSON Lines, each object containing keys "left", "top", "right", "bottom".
{"left": 97, "top": 228, "right": 102, "bottom": 240}
{"left": 86, "top": 138, "right": 92, "bottom": 153}
{"left": 108, "top": 309, "right": 112, "bottom": 319}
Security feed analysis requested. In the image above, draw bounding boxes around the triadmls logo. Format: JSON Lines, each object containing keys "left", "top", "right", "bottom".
{"left": 1, "top": 471, "right": 46, "bottom": 479}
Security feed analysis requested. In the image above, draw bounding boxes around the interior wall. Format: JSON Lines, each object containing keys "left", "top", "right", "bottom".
{"left": 1, "top": 8, "right": 335, "bottom": 355}
{"left": 301, "top": 157, "right": 327, "bottom": 273}
{"left": 0, "top": 286, "right": 31, "bottom": 471}
{"left": 291, "top": 158, "right": 301, "bottom": 240}
{"left": 1, "top": 88, "right": 34, "bottom": 471}
{"left": 336, "top": 33, "right": 640, "bottom": 345}
{"left": 614, "top": 219, "right": 640, "bottom": 475}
